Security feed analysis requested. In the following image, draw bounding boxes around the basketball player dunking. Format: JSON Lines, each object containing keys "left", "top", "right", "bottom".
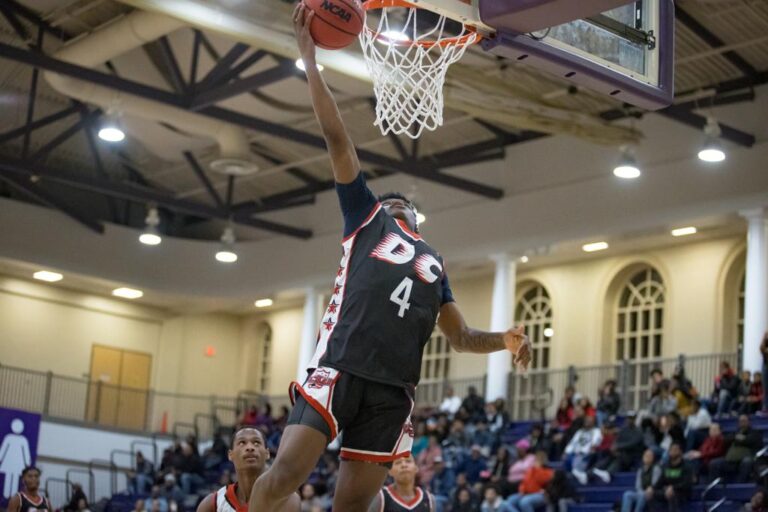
{"left": 249, "top": 4, "right": 532, "bottom": 511}
{"left": 197, "top": 427, "right": 299, "bottom": 512}
{"left": 369, "top": 455, "right": 434, "bottom": 512}
{"left": 7, "top": 467, "right": 51, "bottom": 512}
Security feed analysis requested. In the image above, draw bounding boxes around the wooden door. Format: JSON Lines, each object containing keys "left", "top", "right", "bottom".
{"left": 117, "top": 351, "right": 151, "bottom": 430}
{"left": 87, "top": 345, "right": 151, "bottom": 429}
{"left": 87, "top": 345, "right": 122, "bottom": 425}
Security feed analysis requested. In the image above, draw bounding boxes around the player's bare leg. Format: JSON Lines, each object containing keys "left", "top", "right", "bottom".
{"left": 248, "top": 425, "right": 327, "bottom": 512}
{"left": 333, "top": 459, "right": 389, "bottom": 510}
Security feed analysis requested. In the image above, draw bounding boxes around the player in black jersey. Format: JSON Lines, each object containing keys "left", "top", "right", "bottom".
{"left": 196, "top": 427, "right": 299, "bottom": 512}
{"left": 7, "top": 466, "right": 51, "bottom": 512}
{"left": 368, "top": 455, "right": 434, "bottom": 512}
{"left": 249, "top": 4, "right": 532, "bottom": 512}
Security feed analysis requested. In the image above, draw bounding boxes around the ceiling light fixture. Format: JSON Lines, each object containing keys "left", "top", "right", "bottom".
{"left": 139, "top": 206, "right": 162, "bottom": 246}
{"left": 582, "top": 241, "right": 609, "bottom": 253}
{"left": 381, "top": 30, "right": 410, "bottom": 43}
{"left": 520, "top": 256, "right": 529, "bottom": 264}
{"left": 613, "top": 147, "right": 641, "bottom": 179}
{"left": 33, "top": 271, "right": 63, "bottom": 282}
{"left": 254, "top": 298, "right": 273, "bottom": 308}
{"left": 215, "top": 226, "right": 238, "bottom": 263}
{"left": 112, "top": 287, "right": 143, "bottom": 299}
{"left": 698, "top": 117, "right": 726, "bottom": 163}
{"left": 295, "top": 59, "right": 324, "bottom": 72}
{"left": 543, "top": 327, "right": 554, "bottom": 338}
{"left": 671, "top": 226, "right": 697, "bottom": 237}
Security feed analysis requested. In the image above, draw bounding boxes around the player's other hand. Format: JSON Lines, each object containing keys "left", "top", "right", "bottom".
{"left": 293, "top": 2, "right": 317, "bottom": 65}
{"left": 504, "top": 325, "right": 531, "bottom": 372}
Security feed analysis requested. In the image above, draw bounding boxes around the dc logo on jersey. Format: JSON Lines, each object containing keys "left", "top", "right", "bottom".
{"left": 370, "top": 233, "right": 443, "bottom": 283}
{"left": 307, "top": 368, "right": 334, "bottom": 389}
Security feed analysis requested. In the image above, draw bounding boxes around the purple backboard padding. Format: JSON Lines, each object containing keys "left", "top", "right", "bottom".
{"left": 480, "top": 0, "right": 674, "bottom": 111}
{"left": 479, "top": 0, "right": 638, "bottom": 33}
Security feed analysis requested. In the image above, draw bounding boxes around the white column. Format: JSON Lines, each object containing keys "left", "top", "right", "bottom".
{"left": 741, "top": 208, "right": 768, "bottom": 373}
{"left": 485, "top": 254, "right": 517, "bottom": 402}
{"left": 296, "top": 286, "right": 321, "bottom": 382}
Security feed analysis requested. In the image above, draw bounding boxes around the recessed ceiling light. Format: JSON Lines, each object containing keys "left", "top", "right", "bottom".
{"left": 215, "top": 250, "right": 238, "bottom": 263}
{"left": 582, "top": 241, "right": 609, "bottom": 252}
{"left": 98, "top": 126, "right": 125, "bottom": 142}
{"left": 698, "top": 117, "right": 726, "bottom": 163}
{"left": 381, "top": 30, "right": 410, "bottom": 43}
{"left": 33, "top": 271, "right": 63, "bottom": 282}
{"left": 254, "top": 298, "right": 273, "bottom": 308}
{"left": 698, "top": 147, "right": 725, "bottom": 163}
{"left": 613, "top": 148, "right": 641, "bottom": 179}
{"left": 671, "top": 226, "right": 697, "bottom": 237}
{"left": 295, "top": 59, "right": 324, "bottom": 72}
{"left": 543, "top": 327, "right": 554, "bottom": 338}
{"left": 519, "top": 256, "right": 529, "bottom": 263}
{"left": 139, "top": 232, "right": 162, "bottom": 246}
{"left": 112, "top": 287, "right": 143, "bottom": 299}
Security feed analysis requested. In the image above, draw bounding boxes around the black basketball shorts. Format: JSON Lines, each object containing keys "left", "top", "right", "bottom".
{"left": 288, "top": 366, "right": 415, "bottom": 463}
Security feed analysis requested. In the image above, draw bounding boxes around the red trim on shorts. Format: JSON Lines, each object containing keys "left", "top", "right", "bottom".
{"left": 339, "top": 449, "right": 412, "bottom": 464}
{"left": 289, "top": 379, "right": 339, "bottom": 440}
{"left": 342, "top": 203, "right": 382, "bottom": 243}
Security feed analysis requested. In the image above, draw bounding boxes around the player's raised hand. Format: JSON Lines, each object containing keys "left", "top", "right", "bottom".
{"left": 504, "top": 325, "right": 532, "bottom": 372}
{"left": 293, "top": 2, "right": 316, "bottom": 64}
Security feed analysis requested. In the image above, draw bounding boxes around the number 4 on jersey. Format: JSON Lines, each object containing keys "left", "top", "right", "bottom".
{"left": 390, "top": 277, "right": 413, "bottom": 318}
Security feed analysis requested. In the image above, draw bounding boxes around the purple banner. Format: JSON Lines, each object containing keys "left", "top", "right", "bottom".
{"left": 0, "top": 408, "right": 41, "bottom": 507}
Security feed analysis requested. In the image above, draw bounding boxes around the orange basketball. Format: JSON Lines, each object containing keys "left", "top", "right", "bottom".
{"left": 304, "top": 0, "right": 365, "bottom": 50}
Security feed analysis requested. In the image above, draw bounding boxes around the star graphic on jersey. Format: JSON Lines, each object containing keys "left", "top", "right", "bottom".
{"left": 328, "top": 300, "right": 339, "bottom": 314}
{"left": 323, "top": 318, "right": 335, "bottom": 331}
{"left": 333, "top": 284, "right": 342, "bottom": 295}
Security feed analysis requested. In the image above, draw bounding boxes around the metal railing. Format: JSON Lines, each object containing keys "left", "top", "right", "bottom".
{"left": 420, "top": 352, "right": 739, "bottom": 421}
{"left": 0, "top": 363, "right": 285, "bottom": 437}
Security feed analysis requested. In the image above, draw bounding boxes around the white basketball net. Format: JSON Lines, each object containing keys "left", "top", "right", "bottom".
{"left": 359, "top": 2, "right": 479, "bottom": 139}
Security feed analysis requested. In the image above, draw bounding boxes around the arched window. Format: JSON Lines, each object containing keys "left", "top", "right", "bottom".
{"left": 259, "top": 324, "right": 273, "bottom": 393}
{"left": 615, "top": 267, "right": 665, "bottom": 409}
{"left": 515, "top": 285, "right": 553, "bottom": 370}
{"left": 416, "top": 329, "right": 451, "bottom": 406}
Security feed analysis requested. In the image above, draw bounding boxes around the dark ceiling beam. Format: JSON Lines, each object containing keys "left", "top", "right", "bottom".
{"left": 0, "top": 158, "right": 312, "bottom": 239}
{"left": 3, "top": 0, "right": 69, "bottom": 40}
{"left": 80, "top": 109, "right": 119, "bottom": 223}
{"left": 0, "top": 172, "right": 104, "bottom": 234}
{"left": 675, "top": 6, "right": 757, "bottom": 78}
{"left": 0, "top": 104, "right": 80, "bottom": 145}
{"left": 29, "top": 109, "right": 100, "bottom": 163}
{"left": 250, "top": 146, "right": 321, "bottom": 186}
{"left": 429, "top": 130, "right": 545, "bottom": 164}
{"left": 190, "top": 60, "right": 296, "bottom": 111}
{"left": 232, "top": 194, "right": 316, "bottom": 215}
{"left": 659, "top": 105, "right": 755, "bottom": 147}
{"left": 195, "top": 42, "right": 250, "bottom": 91}
{"left": 156, "top": 36, "right": 187, "bottom": 94}
{"left": 182, "top": 151, "right": 226, "bottom": 210}
{"left": 0, "top": 2, "right": 30, "bottom": 42}
{"left": 674, "top": 89, "right": 755, "bottom": 111}
{"left": 213, "top": 50, "right": 269, "bottom": 89}
{"left": 189, "top": 30, "right": 202, "bottom": 95}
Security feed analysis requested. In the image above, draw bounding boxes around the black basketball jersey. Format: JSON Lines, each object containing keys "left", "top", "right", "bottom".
{"left": 379, "top": 485, "right": 433, "bottom": 512}
{"left": 17, "top": 492, "right": 51, "bottom": 512}
{"left": 309, "top": 204, "right": 446, "bottom": 388}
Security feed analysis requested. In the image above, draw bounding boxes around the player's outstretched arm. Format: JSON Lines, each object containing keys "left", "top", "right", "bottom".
{"left": 438, "top": 302, "right": 532, "bottom": 370}
{"left": 294, "top": 3, "right": 360, "bottom": 185}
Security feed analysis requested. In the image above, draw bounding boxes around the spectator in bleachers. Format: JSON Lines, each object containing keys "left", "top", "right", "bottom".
{"left": 577, "top": 397, "right": 596, "bottom": 419}
{"left": 544, "top": 470, "right": 578, "bottom": 512}
{"left": 555, "top": 397, "right": 574, "bottom": 431}
{"left": 458, "top": 445, "right": 489, "bottom": 485}
{"left": 505, "top": 451, "right": 553, "bottom": 512}
{"left": 762, "top": 332, "right": 768, "bottom": 412}
{"left": 709, "top": 414, "right": 762, "bottom": 483}
{"left": 741, "top": 371, "right": 764, "bottom": 415}
{"left": 736, "top": 372, "right": 754, "bottom": 414}
{"left": 273, "top": 405, "right": 290, "bottom": 432}
{"left": 527, "top": 424, "right": 550, "bottom": 455}
{"left": 487, "top": 446, "right": 513, "bottom": 487}
{"left": 429, "top": 456, "right": 456, "bottom": 509}
{"left": 563, "top": 415, "right": 602, "bottom": 484}
{"left": 506, "top": 439, "right": 536, "bottom": 495}
{"left": 463, "top": 386, "right": 486, "bottom": 422}
{"left": 684, "top": 423, "right": 725, "bottom": 479}
{"left": 472, "top": 420, "right": 495, "bottom": 452}
{"left": 148, "top": 485, "right": 169, "bottom": 512}
{"left": 452, "top": 472, "right": 478, "bottom": 506}
{"left": 621, "top": 449, "right": 661, "bottom": 512}
{"left": 299, "top": 483, "right": 323, "bottom": 512}
{"left": 76, "top": 498, "right": 92, "bottom": 512}
{"left": 683, "top": 399, "right": 711, "bottom": 451}
{"left": 240, "top": 405, "right": 258, "bottom": 426}
{"left": 591, "top": 420, "right": 617, "bottom": 480}
{"left": 160, "top": 474, "right": 183, "bottom": 505}
{"left": 128, "top": 451, "right": 155, "bottom": 494}
{"left": 177, "top": 442, "right": 204, "bottom": 495}
{"left": 482, "top": 485, "right": 512, "bottom": 512}
{"left": 670, "top": 367, "right": 696, "bottom": 418}
{"left": 440, "top": 386, "right": 463, "bottom": 416}
{"left": 417, "top": 434, "right": 444, "bottom": 485}
{"left": 648, "top": 384, "right": 677, "bottom": 420}
{"left": 744, "top": 488, "right": 767, "bottom": 512}
{"left": 454, "top": 487, "right": 480, "bottom": 512}
{"left": 132, "top": 499, "right": 147, "bottom": 512}
{"left": 487, "top": 402, "right": 506, "bottom": 435}
{"left": 594, "top": 411, "right": 645, "bottom": 477}
{"left": 412, "top": 421, "right": 429, "bottom": 457}
{"left": 658, "top": 413, "right": 685, "bottom": 462}
{"left": 64, "top": 484, "right": 88, "bottom": 512}
{"left": 597, "top": 380, "right": 621, "bottom": 427}
{"left": 645, "top": 442, "right": 692, "bottom": 512}
{"left": 203, "top": 434, "right": 227, "bottom": 470}
{"left": 650, "top": 370, "right": 670, "bottom": 399}
{"left": 712, "top": 361, "right": 740, "bottom": 418}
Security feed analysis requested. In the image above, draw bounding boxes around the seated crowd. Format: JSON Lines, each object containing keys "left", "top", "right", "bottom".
{"left": 119, "top": 365, "right": 766, "bottom": 512}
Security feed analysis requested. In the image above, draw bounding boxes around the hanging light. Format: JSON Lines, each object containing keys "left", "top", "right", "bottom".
{"left": 215, "top": 226, "right": 238, "bottom": 263}
{"left": 613, "top": 147, "right": 641, "bottom": 179}
{"left": 698, "top": 117, "right": 726, "bottom": 163}
{"left": 98, "top": 110, "right": 125, "bottom": 142}
{"left": 139, "top": 206, "right": 162, "bottom": 246}
{"left": 295, "top": 59, "right": 324, "bottom": 72}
